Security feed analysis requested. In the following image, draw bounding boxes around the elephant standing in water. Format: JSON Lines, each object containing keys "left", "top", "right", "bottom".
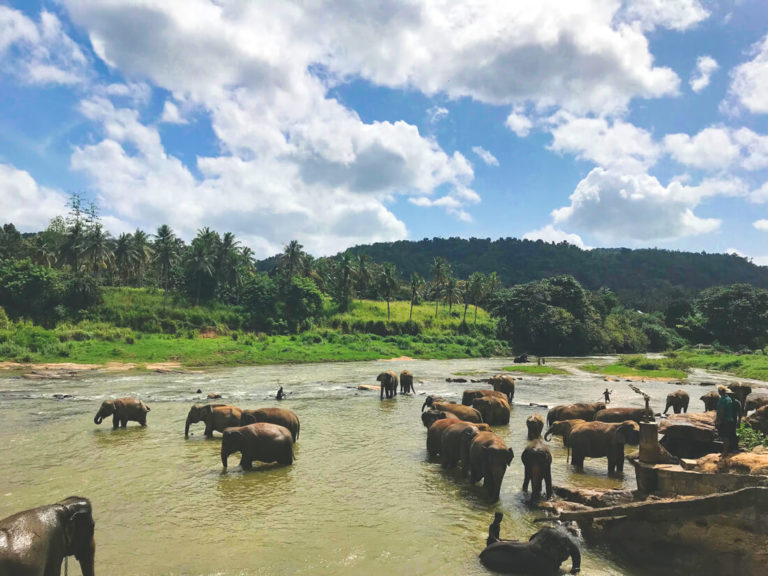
{"left": 0, "top": 496, "right": 95, "bottom": 576}
{"left": 221, "top": 423, "right": 294, "bottom": 470}
{"left": 185, "top": 404, "right": 242, "bottom": 437}
{"left": 399, "top": 370, "right": 415, "bottom": 394}
{"left": 569, "top": 420, "right": 640, "bottom": 474}
{"left": 468, "top": 431, "right": 514, "bottom": 501}
{"left": 377, "top": 371, "right": 399, "bottom": 399}
{"left": 546, "top": 402, "right": 605, "bottom": 426}
{"left": 241, "top": 407, "right": 300, "bottom": 442}
{"left": 595, "top": 406, "right": 651, "bottom": 423}
{"left": 472, "top": 395, "right": 510, "bottom": 425}
{"left": 522, "top": 415, "right": 552, "bottom": 499}
{"left": 93, "top": 397, "right": 150, "bottom": 428}
{"left": 701, "top": 390, "right": 720, "bottom": 411}
{"left": 544, "top": 419, "right": 586, "bottom": 463}
{"left": 664, "top": 390, "right": 690, "bottom": 414}
{"left": 489, "top": 374, "right": 515, "bottom": 402}
{"left": 480, "top": 514, "right": 581, "bottom": 575}
{"left": 461, "top": 389, "right": 507, "bottom": 406}
{"left": 421, "top": 409, "right": 459, "bottom": 429}
{"left": 422, "top": 396, "right": 483, "bottom": 423}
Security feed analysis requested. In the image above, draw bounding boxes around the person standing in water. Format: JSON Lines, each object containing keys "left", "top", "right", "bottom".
{"left": 601, "top": 388, "right": 613, "bottom": 403}
{"left": 276, "top": 386, "right": 285, "bottom": 400}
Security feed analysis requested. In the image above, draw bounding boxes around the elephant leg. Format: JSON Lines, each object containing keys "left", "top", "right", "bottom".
{"left": 121, "top": 418, "right": 128, "bottom": 428}
{"left": 544, "top": 469, "right": 553, "bottom": 499}
{"left": 674, "top": 405, "right": 681, "bottom": 414}
{"left": 522, "top": 467, "right": 531, "bottom": 492}
{"left": 140, "top": 415, "right": 147, "bottom": 426}
{"left": 616, "top": 446, "right": 625, "bottom": 472}
{"left": 532, "top": 473, "right": 543, "bottom": 498}
{"left": 470, "top": 466, "right": 481, "bottom": 485}
{"left": 240, "top": 455, "right": 253, "bottom": 470}
{"left": 204, "top": 425, "right": 213, "bottom": 438}
{"left": 571, "top": 453, "right": 584, "bottom": 468}
{"left": 112, "top": 414, "right": 119, "bottom": 428}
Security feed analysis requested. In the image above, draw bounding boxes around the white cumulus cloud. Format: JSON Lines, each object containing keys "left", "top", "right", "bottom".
{"left": 472, "top": 146, "right": 499, "bottom": 166}
{"left": 729, "top": 34, "right": 768, "bottom": 114}
{"left": 523, "top": 225, "right": 587, "bottom": 249}
{"left": 690, "top": 55, "right": 718, "bottom": 93}
{"left": 754, "top": 220, "right": 768, "bottom": 231}
{"left": 0, "top": 163, "right": 68, "bottom": 230}
{"left": 619, "top": 0, "right": 709, "bottom": 31}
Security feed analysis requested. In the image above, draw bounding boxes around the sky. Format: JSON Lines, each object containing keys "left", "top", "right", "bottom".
{"left": 1, "top": 0, "right": 767, "bottom": 262}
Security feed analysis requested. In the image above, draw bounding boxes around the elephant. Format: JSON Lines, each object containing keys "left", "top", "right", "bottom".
{"left": 241, "top": 407, "right": 300, "bottom": 442}
{"left": 93, "top": 397, "right": 150, "bottom": 428}
{"left": 440, "top": 421, "right": 484, "bottom": 470}
{"left": 489, "top": 374, "right": 515, "bottom": 402}
{"left": 595, "top": 406, "right": 652, "bottom": 423}
{"left": 472, "top": 395, "right": 511, "bottom": 425}
{"left": 426, "top": 419, "right": 489, "bottom": 457}
{"left": 664, "top": 390, "right": 690, "bottom": 414}
{"left": 468, "top": 431, "right": 514, "bottom": 502}
{"left": 185, "top": 404, "right": 242, "bottom": 438}
{"left": 701, "top": 390, "right": 720, "bottom": 412}
{"left": 422, "top": 396, "right": 483, "bottom": 423}
{"left": 0, "top": 496, "right": 95, "bottom": 576}
{"left": 461, "top": 389, "right": 507, "bottom": 406}
{"left": 526, "top": 414, "right": 545, "bottom": 440}
{"left": 377, "top": 370, "right": 399, "bottom": 399}
{"left": 569, "top": 420, "right": 640, "bottom": 473}
{"left": 480, "top": 520, "right": 581, "bottom": 576}
{"left": 221, "top": 423, "right": 294, "bottom": 470}
{"left": 746, "top": 391, "right": 768, "bottom": 413}
{"left": 521, "top": 437, "right": 553, "bottom": 499}
{"left": 399, "top": 370, "right": 415, "bottom": 394}
{"left": 421, "top": 409, "right": 459, "bottom": 429}
{"left": 746, "top": 405, "right": 768, "bottom": 434}
{"left": 546, "top": 402, "right": 605, "bottom": 426}
{"left": 544, "top": 419, "right": 586, "bottom": 463}
{"left": 728, "top": 382, "right": 752, "bottom": 416}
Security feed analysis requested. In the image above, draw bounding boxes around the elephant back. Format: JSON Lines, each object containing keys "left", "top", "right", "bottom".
{"left": 472, "top": 396, "right": 510, "bottom": 426}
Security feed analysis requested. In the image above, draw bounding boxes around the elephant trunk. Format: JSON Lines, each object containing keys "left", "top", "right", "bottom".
{"left": 544, "top": 428, "right": 553, "bottom": 441}
{"left": 75, "top": 538, "right": 96, "bottom": 576}
{"left": 94, "top": 414, "right": 103, "bottom": 425}
{"left": 567, "top": 537, "right": 581, "bottom": 574}
{"left": 421, "top": 400, "right": 428, "bottom": 412}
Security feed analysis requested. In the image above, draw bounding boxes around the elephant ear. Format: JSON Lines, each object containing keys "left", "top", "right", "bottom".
{"left": 61, "top": 500, "right": 94, "bottom": 556}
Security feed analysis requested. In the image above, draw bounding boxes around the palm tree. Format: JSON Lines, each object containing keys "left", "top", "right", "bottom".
{"left": 467, "top": 272, "right": 485, "bottom": 323}
{"left": 216, "top": 232, "right": 241, "bottom": 297}
{"left": 31, "top": 237, "right": 57, "bottom": 268}
{"left": 430, "top": 257, "right": 450, "bottom": 318}
{"left": 484, "top": 271, "right": 501, "bottom": 308}
{"left": 356, "top": 254, "right": 373, "bottom": 300}
{"left": 336, "top": 253, "right": 357, "bottom": 310}
{"left": 408, "top": 273, "right": 423, "bottom": 321}
{"left": 186, "top": 231, "right": 216, "bottom": 305}
{"left": 153, "top": 224, "right": 180, "bottom": 309}
{"left": 444, "top": 276, "right": 462, "bottom": 314}
{"left": 280, "top": 240, "right": 305, "bottom": 279}
{"left": 60, "top": 220, "right": 85, "bottom": 271}
{"left": 81, "top": 223, "right": 113, "bottom": 276}
{"left": 132, "top": 229, "right": 154, "bottom": 287}
{"left": 379, "top": 263, "right": 400, "bottom": 321}
{"left": 113, "top": 233, "right": 137, "bottom": 285}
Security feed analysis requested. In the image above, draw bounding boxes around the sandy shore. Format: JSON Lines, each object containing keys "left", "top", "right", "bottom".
{"left": 0, "top": 360, "right": 200, "bottom": 376}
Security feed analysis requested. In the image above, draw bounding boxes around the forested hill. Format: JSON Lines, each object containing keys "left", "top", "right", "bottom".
{"left": 331, "top": 238, "right": 768, "bottom": 308}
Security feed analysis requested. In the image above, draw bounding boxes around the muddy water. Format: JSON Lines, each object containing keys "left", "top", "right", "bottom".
{"left": 0, "top": 358, "right": 704, "bottom": 575}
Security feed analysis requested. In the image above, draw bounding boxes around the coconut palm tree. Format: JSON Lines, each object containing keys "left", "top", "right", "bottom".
{"left": 430, "top": 257, "right": 450, "bottom": 318}
{"left": 186, "top": 231, "right": 217, "bottom": 305}
{"left": 356, "top": 254, "right": 373, "bottom": 300}
{"left": 132, "top": 229, "right": 154, "bottom": 287}
{"left": 113, "top": 233, "right": 137, "bottom": 285}
{"left": 280, "top": 240, "right": 305, "bottom": 279}
{"left": 467, "top": 271, "right": 485, "bottom": 323}
{"left": 408, "top": 273, "right": 424, "bottom": 321}
{"left": 444, "top": 276, "right": 462, "bottom": 314}
{"left": 336, "top": 253, "right": 357, "bottom": 311}
{"left": 153, "top": 224, "right": 180, "bottom": 309}
{"left": 81, "top": 223, "right": 113, "bottom": 277}
{"left": 379, "top": 263, "right": 400, "bottom": 321}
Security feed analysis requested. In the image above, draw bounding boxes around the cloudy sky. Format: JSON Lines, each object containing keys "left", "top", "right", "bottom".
{"left": 1, "top": 0, "right": 767, "bottom": 261}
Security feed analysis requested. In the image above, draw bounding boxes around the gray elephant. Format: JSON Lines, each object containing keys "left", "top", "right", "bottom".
{"left": 0, "top": 496, "right": 95, "bottom": 576}
{"left": 185, "top": 404, "right": 242, "bottom": 438}
{"left": 440, "top": 421, "right": 484, "bottom": 470}
{"left": 468, "top": 431, "right": 514, "bottom": 502}
{"left": 746, "top": 391, "right": 768, "bottom": 413}
{"left": 521, "top": 437, "right": 553, "bottom": 499}
{"left": 489, "top": 374, "right": 515, "bottom": 402}
{"left": 472, "top": 395, "right": 511, "bottom": 425}
{"left": 480, "top": 516, "right": 580, "bottom": 575}
{"left": 544, "top": 419, "right": 586, "bottom": 463}
{"left": 221, "top": 423, "right": 294, "bottom": 470}
{"left": 526, "top": 414, "right": 545, "bottom": 440}
{"left": 241, "top": 407, "right": 300, "bottom": 442}
{"left": 377, "top": 370, "right": 399, "bottom": 399}
{"left": 546, "top": 402, "right": 605, "bottom": 426}
{"left": 569, "top": 420, "right": 640, "bottom": 473}
{"left": 728, "top": 382, "right": 752, "bottom": 416}
{"left": 422, "top": 396, "right": 483, "bottom": 423}
{"left": 399, "top": 370, "right": 415, "bottom": 394}
{"left": 421, "top": 409, "right": 459, "bottom": 429}
{"left": 701, "top": 390, "right": 719, "bottom": 411}
{"left": 93, "top": 397, "right": 150, "bottom": 428}
{"left": 426, "top": 419, "right": 489, "bottom": 458}
{"left": 664, "top": 390, "right": 690, "bottom": 414}
{"left": 595, "top": 406, "right": 651, "bottom": 423}
{"left": 462, "top": 389, "right": 507, "bottom": 406}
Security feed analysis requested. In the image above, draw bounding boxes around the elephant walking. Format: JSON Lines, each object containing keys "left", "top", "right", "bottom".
{"left": 664, "top": 390, "right": 690, "bottom": 414}
{"left": 221, "top": 423, "right": 294, "bottom": 470}
{"left": 521, "top": 438, "right": 553, "bottom": 499}
{"left": 93, "top": 397, "right": 150, "bottom": 428}
{"left": 241, "top": 407, "right": 300, "bottom": 442}
{"left": 489, "top": 374, "right": 515, "bottom": 403}
{"left": 468, "top": 431, "right": 514, "bottom": 502}
{"left": 0, "top": 496, "right": 95, "bottom": 576}
{"left": 701, "top": 390, "right": 719, "bottom": 411}
{"left": 546, "top": 402, "right": 605, "bottom": 426}
{"left": 472, "top": 395, "right": 510, "bottom": 425}
{"left": 569, "top": 420, "right": 640, "bottom": 474}
{"left": 399, "top": 370, "right": 415, "bottom": 394}
{"left": 185, "top": 404, "right": 242, "bottom": 438}
{"left": 377, "top": 371, "right": 399, "bottom": 399}
{"left": 480, "top": 516, "right": 580, "bottom": 576}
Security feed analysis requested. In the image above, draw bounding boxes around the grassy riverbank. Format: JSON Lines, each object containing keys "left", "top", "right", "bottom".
{"left": 502, "top": 365, "right": 566, "bottom": 375}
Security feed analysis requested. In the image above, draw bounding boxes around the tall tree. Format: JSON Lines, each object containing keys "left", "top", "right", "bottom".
{"left": 81, "top": 223, "right": 112, "bottom": 277}
{"left": 467, "top": 271, "right": 485, "bottom": 323}
{"left": 356, "top": 254, "right": 374, "bottom": 300}
{"left": 132, "top": 229, "right": 154, "bottom": 287}
{"left": 444, "top": 276, "right": 462, "bottom": 314}
{"left": 430, "top": 257, "right": 450, "bottom": 318}
{"left": 113, "top": 233, "right": 137, "bottom": 286}
{"left": 379, "top": 263, "right": 399, "bottom": 321}
{"left": 153, "top": 224, "right": 180, "bottom": 309}
{"left": 186, "top": 230, "right": 217, "bottom": 305}
{"left": 335, "top": 253, "right": 357, "bottom": 311}
{"left": 280, "top": 240, "right": 306, "bottom": 280}
{"left": 409, "top": 273, "right": 424, "bottom": 321}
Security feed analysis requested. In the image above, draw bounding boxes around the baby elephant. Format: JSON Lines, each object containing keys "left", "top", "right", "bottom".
{"left": 94, "top": 397, "right": 150, "bottom": 428}
{"left": 221, "top": 423, "right": 294, "bottom": 470}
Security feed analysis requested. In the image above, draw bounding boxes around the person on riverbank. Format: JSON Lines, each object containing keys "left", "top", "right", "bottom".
{"left": 716, "top": 385, "right": 739, "bottom": 455}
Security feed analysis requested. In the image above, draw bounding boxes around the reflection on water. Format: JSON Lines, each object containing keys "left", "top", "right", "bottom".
{"left": 0, "top": 357, "right": 692, "bottom": 575}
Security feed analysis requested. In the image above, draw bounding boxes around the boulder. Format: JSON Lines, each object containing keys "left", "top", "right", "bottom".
{"left": 659, "top": 412, "right": 719, "bottom": 459}
{"left": 746, "top": 405, "right": 768, "bottom": 434}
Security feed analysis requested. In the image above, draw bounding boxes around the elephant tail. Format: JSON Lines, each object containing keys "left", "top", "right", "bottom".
{"left": 296, "top": 420, "right": 300, "bottom": 441}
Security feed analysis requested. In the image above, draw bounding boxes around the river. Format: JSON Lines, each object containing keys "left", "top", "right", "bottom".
{"left": 0, "top": 357, "right": 712, "bottom": 575}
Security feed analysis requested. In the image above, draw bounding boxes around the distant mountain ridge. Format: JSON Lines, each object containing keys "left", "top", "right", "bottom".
{"left": 259, "top": 237, "right": 768, "bottom": 311}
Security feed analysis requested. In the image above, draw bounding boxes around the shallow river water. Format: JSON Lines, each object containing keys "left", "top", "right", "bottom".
{"left": 0, "top": 357, "right": 712, "bottom": 575}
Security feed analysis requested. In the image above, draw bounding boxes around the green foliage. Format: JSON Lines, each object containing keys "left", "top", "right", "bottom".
{"left": 694, "top": 284, "right": 768, "bottom": 348}
{"left": 502, "top": 365, "right": 566, "bottom": 375}
{"left": 582, "top": 360, "right": 688, "bottom": 380}
{"left": 737, "top": 422, "right": 768, "bottom": 450}
{"left": 64, "top": 272, "right": 103, "bottom": 310}
{"left": 241, "top": 273, "right": 278, "bottom": 331}
{"left": 283, "top": 276, "right": 324, "bottom": 332}
{"left": 0, "top": 259, "right": 63, "bottom": 325}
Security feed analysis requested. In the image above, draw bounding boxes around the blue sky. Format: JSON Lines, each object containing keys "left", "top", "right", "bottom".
{"left": 1, "top": 0, "right": 767, "bottom": 262}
